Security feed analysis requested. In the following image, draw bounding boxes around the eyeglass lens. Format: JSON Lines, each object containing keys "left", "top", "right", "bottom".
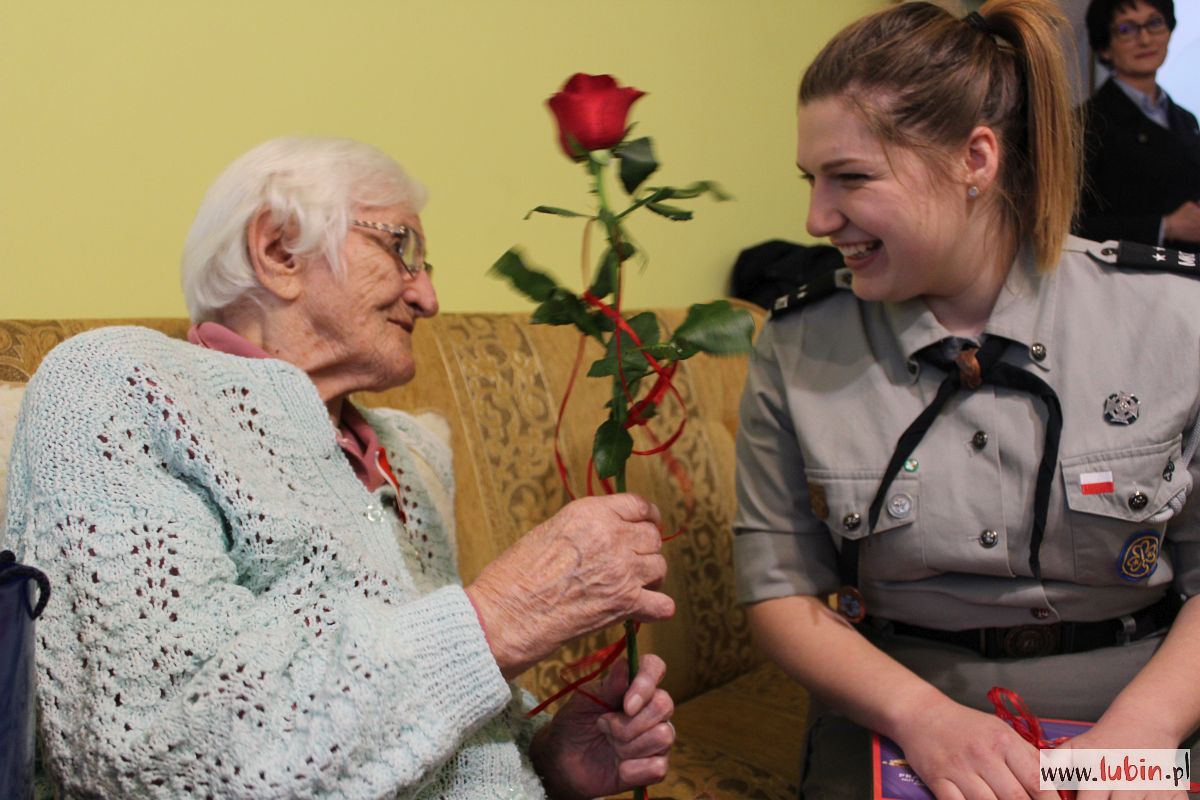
{"left": 392, "top": 231, "right": 423, "bottom": 276}
{"left": 352, "top": 220, "right": 429, "bottom": 278}
{"left": 1114, "top": 16, "right": 1167, "bottom": 40}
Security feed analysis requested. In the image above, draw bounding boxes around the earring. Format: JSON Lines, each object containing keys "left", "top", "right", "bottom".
{"left": 967, "top": 185, "right": 980, "bottom": 199}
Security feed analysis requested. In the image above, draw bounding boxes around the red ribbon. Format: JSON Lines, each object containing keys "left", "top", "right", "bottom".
{"left": 989, "top": 686, "right": 1200, "bottom": 796}
{"left": 525, "top": 623, "right": 642, "bottom": 717}
{"left": 531, "top": 289, "right": 695, "bottom": 717}
{"left": 988, "top": 687, "right": 1074, "bottom": 800}
{"left": 549, "top": 292, "right": 693, "bottom": 527}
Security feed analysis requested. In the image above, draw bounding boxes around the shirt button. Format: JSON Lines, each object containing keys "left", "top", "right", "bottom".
{"left": 365, "top": 503, "right": 384, "bottom": 523}
{"left": 979, "top": 529, "right": 999, "bottom": 548}
{"left": 1030, "top": 343, "right": 1047, "bottom": 362}
{"left": 1030, "top": 607, "right": 1052, "bottom": 620}
{"left": 887, "top": 493, "right": 913, "bottom": 519}
{"left": 971, "top": 430, "right": 989, "bottom": 450}
{"left": 842, "top": 512, "right": 862, "bottom": 531}
{"left": 1128, "top": 491, "right": 1149, "bottom": 511}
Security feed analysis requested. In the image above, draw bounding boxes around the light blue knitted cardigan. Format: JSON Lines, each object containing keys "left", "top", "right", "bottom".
{"left": 3, "top": 326, "right": 547, "bottom": 799}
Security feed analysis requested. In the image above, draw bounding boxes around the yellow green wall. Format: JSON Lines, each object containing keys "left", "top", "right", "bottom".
{"left": 0, "top": 0, "right": 883, "bottom": 319}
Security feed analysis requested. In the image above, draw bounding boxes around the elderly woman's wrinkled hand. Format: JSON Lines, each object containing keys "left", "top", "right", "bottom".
{"left": 531, "top": 654, "right": 675, "bottom": 799}
{"left": 466, "top": 494, "right": 674, "bottom": 679}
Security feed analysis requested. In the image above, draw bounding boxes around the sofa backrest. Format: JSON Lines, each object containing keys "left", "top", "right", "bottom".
{"left": 0, "top": 309, "right": 764, "bottom": 706}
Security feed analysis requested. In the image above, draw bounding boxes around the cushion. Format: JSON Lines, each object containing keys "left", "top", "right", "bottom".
{"left": 0, "top": 381, "right": 26, "bottom": 530}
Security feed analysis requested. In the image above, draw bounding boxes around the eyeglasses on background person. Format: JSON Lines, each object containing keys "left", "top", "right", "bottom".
{"left": 1112, "top": 14, "right": 1168, "bottom": 41}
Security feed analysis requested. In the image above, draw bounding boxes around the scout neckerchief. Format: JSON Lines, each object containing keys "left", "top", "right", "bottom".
{"left": 835, "top": 336, "right": 1064, "bottom": 619}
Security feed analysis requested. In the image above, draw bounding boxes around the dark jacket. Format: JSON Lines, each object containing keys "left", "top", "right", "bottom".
{"left": 1075, "top": 78, "right": 1200, "bottom": 250}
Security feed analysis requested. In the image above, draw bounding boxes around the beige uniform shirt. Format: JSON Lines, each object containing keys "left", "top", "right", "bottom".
{"left": 734, "top": 237, "right": 1200, "bottom": 630}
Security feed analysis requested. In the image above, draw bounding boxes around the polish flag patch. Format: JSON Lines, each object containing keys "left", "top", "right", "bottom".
{"left": 1079, "top": 470, "right": 1115, "bottom": 495}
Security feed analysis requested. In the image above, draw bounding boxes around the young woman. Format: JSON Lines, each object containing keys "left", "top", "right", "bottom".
{"left": 734, "top": 1, "right": 1200, "bottom": 797}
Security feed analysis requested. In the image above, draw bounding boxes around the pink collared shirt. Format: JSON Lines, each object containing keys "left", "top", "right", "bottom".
{"left": 188, "top": 322, "right": 387, "bottom": 491}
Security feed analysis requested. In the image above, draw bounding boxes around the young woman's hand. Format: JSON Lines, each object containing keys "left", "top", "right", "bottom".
{"left": 1062, "top": 721, "right": 1190, "bottom": 800}
{"left": 896, "top": 696, "right": 1060, "bottom": 799}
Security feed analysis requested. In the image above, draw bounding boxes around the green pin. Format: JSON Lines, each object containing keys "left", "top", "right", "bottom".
{"left": 903, "top": 458, "right": 919, "bottom": 473}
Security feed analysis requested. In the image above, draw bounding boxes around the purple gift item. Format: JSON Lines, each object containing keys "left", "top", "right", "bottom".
{"left": 0, "top": 550, "right": 50, "bottom": 800}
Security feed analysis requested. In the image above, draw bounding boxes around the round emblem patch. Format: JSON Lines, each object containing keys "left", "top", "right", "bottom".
{"left": 830, "top": 586, "right": 866, "bottom": 623}
{"left": 1117, "top": 530, "right": 1161, "bottom": 582}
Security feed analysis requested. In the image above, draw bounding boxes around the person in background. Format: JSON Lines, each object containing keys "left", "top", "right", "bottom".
{"left": 735, "top": 0, "right": 1200, "bottom": 797}
{"left": 1076, "top": 0, "right": 1200, "bottom": 250}
{"left": 3, "top": 136, "right": 676, "bottom": 799}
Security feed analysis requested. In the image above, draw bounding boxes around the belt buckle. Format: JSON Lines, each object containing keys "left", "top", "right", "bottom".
{"left": 998, "top": 623, "right": 1062, "bottom": 658}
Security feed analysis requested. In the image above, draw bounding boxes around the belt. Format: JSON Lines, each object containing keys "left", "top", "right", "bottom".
{"left": 879, "top": 593, "right": 1181, "bottom": 659}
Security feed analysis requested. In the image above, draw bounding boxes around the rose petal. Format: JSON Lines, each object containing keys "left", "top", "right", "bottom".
{"left": 562, "top": 73, "right": 618, "bottom": 93}
{"left": 547, "top": 74, "right": 645, "bottom": 159}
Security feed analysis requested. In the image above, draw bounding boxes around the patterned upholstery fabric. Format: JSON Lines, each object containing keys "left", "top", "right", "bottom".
{"left": 0, "top": 311, "right": 809, "bottom": 799}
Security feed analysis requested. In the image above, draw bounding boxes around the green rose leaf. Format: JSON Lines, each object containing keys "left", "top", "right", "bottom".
{"left": 612, "top": 311, "right": 660, "bottom": 352}
{"left": 588, "top": 355, "right": 652, "bottom": 383}
{"left": 671, "top": 300, "right": 756, "bottom": 356}
{"left": 618, "top": 137, "right": 659, "bottom": 195}
{"left": 589, "top": 249, "right": 618, "bottom": 299}
{"left": 593, "top": 418, "right": 633, "bottom": 480}
{"left": 649, "top": 340, "right": 700, "bottom": 361}
{"left": 651, "top": 180, "right": 732, "bottom": 202}
{"left": 590, "top": 310, "right": 616, "bottom": 335}
{"left": 531, "top": 288, "right": 608, "bottom": 341}
{"left": 524, "top": 206, "right": 589, "bottom": 220}
{"left": 587, "top": 311, "right": 660, "bottom": 379}
{"left": 588, "top": 241, "right": 638, "bottom": 299}
{"left": 489, "top": 248, "right": 560, "bottom": 303}
{"left": 646, "top": 201, "right": 693, "bottom": 221}
{"left": 529, "top": 289, "right": 576, "bottom": 325}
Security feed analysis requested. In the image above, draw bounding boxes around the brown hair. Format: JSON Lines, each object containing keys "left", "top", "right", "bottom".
{"left": 799, "top": 0, "right": 1081, "bottom": 270}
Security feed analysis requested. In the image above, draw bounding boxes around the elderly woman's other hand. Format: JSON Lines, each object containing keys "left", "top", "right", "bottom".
{"left": 530, "top": 654, "right": 675, "bottom": 799}
{"left": 465, "top": 494, "right": 674, "bottom": 680}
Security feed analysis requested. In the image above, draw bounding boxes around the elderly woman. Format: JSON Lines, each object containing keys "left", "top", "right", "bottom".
{"left": 3, "top": 136, "right": 675, "bottom": 799}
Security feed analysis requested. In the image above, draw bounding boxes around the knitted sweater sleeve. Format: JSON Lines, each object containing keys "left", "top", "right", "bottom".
{"left": 5, "top": 329, "right": 513, "bottom": 799}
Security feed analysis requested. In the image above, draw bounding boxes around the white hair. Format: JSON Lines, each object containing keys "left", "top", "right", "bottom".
{"left": 181, "top": 136, "right": 428, "bottom": 322}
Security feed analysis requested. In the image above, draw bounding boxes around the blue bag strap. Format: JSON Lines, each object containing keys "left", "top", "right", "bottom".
{"left": 0, "top": 551, "right": 50, "bottom": 620}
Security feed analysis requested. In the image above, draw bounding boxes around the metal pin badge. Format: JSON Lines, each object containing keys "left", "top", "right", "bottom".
{"left": 1103, "top": 392, "right": 1139, "bottom": 425}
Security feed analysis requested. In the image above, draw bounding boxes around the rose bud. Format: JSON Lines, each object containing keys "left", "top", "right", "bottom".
{"left": 547, "top": 73, "right": 645, "bottom": 161}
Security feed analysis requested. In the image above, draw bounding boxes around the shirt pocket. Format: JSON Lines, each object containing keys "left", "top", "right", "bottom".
{"left": 1060, "top": 435, "right": 1183, "bottom": 584}
{"left": 1061, "top": 435, "right": 1182, "bottom": 522}
{"left": 806, "top": 468, "right": 920, "bottom": 542}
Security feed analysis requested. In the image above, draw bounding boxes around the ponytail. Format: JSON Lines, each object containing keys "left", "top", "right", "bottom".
{"left": 979, "top": 0, "right": 1081, "bottom": 268}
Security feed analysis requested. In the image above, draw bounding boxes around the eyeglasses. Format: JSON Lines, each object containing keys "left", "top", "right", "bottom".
{"left": 1111, "top": 15, "right": 1168, "bottom": 41}
{"left": 350, "top": 219, "right": 432, "bottom": 280}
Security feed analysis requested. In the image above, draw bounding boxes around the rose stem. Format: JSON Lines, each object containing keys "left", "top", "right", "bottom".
{"left": 591, "top": 153, "right": 647, "bottom": 800}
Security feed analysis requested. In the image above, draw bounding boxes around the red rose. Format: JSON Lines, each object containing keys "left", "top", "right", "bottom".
{"left": 547, "top": 73, "right": 645, "bottom": 160}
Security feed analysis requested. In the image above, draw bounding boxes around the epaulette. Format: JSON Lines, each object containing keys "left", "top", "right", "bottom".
{"left": 1088, "top": 240, "right": 1199, "bottom": 277}
{"left": 769, "top": 266, "right": 852, "bottom": 320}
